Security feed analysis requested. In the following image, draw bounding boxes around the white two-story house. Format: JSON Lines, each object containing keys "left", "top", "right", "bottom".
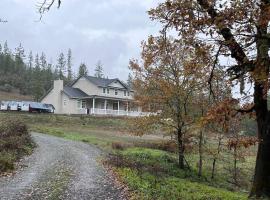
{"left": 41, "top": 76, "right": 146, "bottom": 116}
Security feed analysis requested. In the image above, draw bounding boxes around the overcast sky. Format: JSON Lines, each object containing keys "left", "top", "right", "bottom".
{"left": 0, "top": 0, "right": 161, "bottom": 80}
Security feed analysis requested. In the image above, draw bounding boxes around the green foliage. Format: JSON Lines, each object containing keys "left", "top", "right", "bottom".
{"left": 111, "top": 148, "right": 248, "bottom": 200}
{"left": 0, "top": 41, "right": 75, "bottom": 100}
{"left": 117, "top": 168, "right": 247, "bottom": 200}
{"left": 78, "top": 63, "right": 88, "bottom": 77}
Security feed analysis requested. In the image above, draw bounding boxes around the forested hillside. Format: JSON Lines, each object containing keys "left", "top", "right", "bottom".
{"left": 0, "top": 41, "right": 75, "bottom": 101}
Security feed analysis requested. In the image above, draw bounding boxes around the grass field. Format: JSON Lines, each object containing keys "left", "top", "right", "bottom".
{"left": 0, "top": 91, "right": 33, "bottom": 101}
{"left": 0, "top": 112, "right": 255, "bottom": 199}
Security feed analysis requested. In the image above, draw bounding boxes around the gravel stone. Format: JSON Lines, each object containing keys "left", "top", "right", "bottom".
{"left": 0, "top": 133, "right": 124, "bottom": 200}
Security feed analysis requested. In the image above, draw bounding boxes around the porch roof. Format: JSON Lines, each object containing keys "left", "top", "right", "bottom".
{"left": 80, "top": 95, "right": 134, "bottom": 102}
{"left": 62, "top": 87, "right": 89, "bottom": 99}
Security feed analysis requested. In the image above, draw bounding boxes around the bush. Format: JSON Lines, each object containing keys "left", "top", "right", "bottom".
{"left": 112, "top": 141, "right": 131, "bottom": 150}
{"left": 133, "top": 141, "right": 177, "bottom": 153}
{"left": 0, "top": 118, "right": 34, "bottom": 173}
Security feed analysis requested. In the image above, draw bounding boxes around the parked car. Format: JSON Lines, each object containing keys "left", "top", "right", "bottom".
{"left": 44, "top": 104, "right": 55, "bottom": 113}
{"left": 20, "top": 101, "right": 30, "bottom": 112}
{"left": 29, "top": 102, "right": 47, "bottom": 113}
{"left": 9, "top": 101, "right": 18, "bottom": 111}
{"left": 0, "top": 101, "right": 8, "bottom": 111}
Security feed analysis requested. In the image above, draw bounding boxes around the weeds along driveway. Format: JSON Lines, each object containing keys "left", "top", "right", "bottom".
{"left": 0, "top": 132, "right": 124, "bottom": 200}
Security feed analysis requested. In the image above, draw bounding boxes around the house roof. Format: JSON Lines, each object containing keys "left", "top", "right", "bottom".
{"left": 63, "top": 87, "right": 89, "bottom": 99}
{"left": 72, "top": 75, "right": 132, "bottom": 91}
{"left": 85, "top": 76, "right": 117, "bottom": 87}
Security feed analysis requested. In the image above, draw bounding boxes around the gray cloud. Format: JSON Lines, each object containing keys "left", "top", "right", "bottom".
{"left": 0, "top": 0, "right": 161, "bottom": 80}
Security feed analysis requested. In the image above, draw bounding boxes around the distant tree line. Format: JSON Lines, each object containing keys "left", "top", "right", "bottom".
{"left": 0, "top": 41, "right": 77, "bottom": 101}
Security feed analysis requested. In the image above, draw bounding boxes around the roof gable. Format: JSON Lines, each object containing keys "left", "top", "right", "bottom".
{"left": 72, "top": 75, "right": 130, "bottom": 90}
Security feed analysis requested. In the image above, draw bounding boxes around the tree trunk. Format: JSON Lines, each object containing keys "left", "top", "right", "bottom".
{"left": 211, "top": 136, "right": 222, "bottom": 179}
{"left": 198, "top": 130, "right": 203, "bottom": 177}
{"left": 233, "top": 146, "right": 238, "bottom": 186}
{"left": 177, "top": 129, "right": 185, "bottom": 169}
{"left": 250, "top": 83, "right": 270, "bottom": 197}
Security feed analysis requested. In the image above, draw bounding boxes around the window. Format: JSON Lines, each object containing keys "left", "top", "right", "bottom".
{"left": 81, "top": 100, "right": 86, "bottom": 108}
{"left": 107, "top": 88, "right": 109, "bottom": 94}
{"left": 103, "top": 88, "right": 106, "bottom": 93}
{"left": 124, "top": 91, "right": 127, "bottom": 96}
{"left": 128, "top": 91, "right": 130, "bottom": 96}
{"left": 77, "top": 100, "right": 81, "bottom": 108}
{"left": 77, "top": 100, "right": 86, "bottom": 109}
{"left": 63, "top": 99, "right": 67, "bottom": 106}
{"left": 115, "top": 89, "right": 118, "bottom": 95}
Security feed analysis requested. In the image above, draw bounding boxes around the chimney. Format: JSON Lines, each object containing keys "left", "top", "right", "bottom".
{"left": 54, "top": 80, "right": 63, "bottom": 91}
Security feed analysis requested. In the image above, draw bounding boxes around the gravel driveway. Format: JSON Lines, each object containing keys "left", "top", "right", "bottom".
{"left": 0, "top": 133, "right": 124, "bottom": 200}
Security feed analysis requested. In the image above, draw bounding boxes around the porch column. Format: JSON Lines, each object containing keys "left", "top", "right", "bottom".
{"left": 126, "top": 102, "right": 129, "bottom": 116}
{"left": 117, "top": 100, "right": 120, "bottom": 115}
{"left": 104, "top": 99, "right": 107, "bottom": 115}
{"left": 92, "top": 98, "right": 95, "bottom": 114}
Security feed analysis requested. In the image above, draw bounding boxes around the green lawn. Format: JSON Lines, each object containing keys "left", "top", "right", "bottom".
{"left": 108, "top": 147, "right": 250, "bottom": 199}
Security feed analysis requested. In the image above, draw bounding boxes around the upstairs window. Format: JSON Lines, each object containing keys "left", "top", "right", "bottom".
{"left": 107, "top": 88, "right": 110, "bottom": 94}
{"left": 115, "top": 89, "right": 118, "bottom": 95}
{"left": 124, "top": 91, "right": 127, "bottom": 96}
{"left": 103, "top": 88, "right": 106, "bottom": 93}
{"left": 63, "top": 99, "right": 67, "bottom": 106}
{"left": 128, "top": 91, "right": 130, "bottom": 96}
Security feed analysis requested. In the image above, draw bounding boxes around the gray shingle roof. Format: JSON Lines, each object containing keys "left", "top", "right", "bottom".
{"left": 84, "top": 76, "right": 117, "bottom": 87}
{"left": 85, "top": 76, "right": 130, "bottom": 89}
{"left": 63, "top": 87, "right": 89, "bottom": 98}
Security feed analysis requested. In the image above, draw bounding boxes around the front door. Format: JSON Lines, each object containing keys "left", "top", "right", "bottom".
{"left": 113, "top": 102, "right": 118, "bottom": 110}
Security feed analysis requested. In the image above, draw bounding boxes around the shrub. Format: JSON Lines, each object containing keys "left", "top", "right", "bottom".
{"left": 112, "top": 141, "right": 131, "bottom": 150}
{"left": 0, "top": 118, "right": 34, "bottom": 173}
{"left": 133, "top": 141, "right": 177, "bottom": 153}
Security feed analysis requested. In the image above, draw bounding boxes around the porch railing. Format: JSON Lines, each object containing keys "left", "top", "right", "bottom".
{"left": 78, "top": 108, "right": 152, "bottom": 117}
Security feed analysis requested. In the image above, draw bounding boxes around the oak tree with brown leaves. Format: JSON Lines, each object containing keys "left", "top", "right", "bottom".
{"left": 149, "top": 0, "right": 270, "bottom": 197}
{"left": 130, "top": 36, "right": 209, "bottom": 169}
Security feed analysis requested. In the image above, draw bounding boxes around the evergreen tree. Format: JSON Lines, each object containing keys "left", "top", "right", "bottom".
{"left": 67, "top": 48, "right": 73, "bottom": 82}
{"left": 56, "top": 52, "right": 66, "bottom": 80}
{"left": 40, "top": 52, "right": 47, "bottom": 69}
{"left": 32, "top": 54, "right": 44, "bottom": 101}
{"left": 78, "top": 63, "right": 88, "bottom": 77}
{"left": 127, "top": 73, "right": 133, "bottom": 88}
{"left": 34, "top": 54, "right": 40, "bottom": 70}
{"left": 3, "top": 41, "right": 9, "bottom": 55}
{"left": 94, "top": 60, "right": 104, "bottom": 78}
{"left": 28, "top": 51, "right": 33, "bottom": 69}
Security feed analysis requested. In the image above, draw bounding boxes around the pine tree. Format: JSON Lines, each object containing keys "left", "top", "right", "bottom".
{"left": 28, "top": 51, "right": 33, "bottom": 69}
{"left": 34, "top": 54, "right": 40, "bottom": 70}
{"left": 78, "top": 63, "right": 88, "bottom": 77}
{"left": 40, "top": 52, "right": 47, "bottom": 69}
{"left": 57, "top": 52, "right": 66, "bottom": 80}
{"left": 32, "top": 54, "right": 44, "bottom": 100}
{"left": 67, "top": 48, "right": 73, "bottom": 82}
{"left": 94, "top": 60, "right": 104, "bottom": 78}
{"left": 3, "top": 41, "right": 9, "bottom": 55}
{"left": 127, "top": 73, "right": 133, "bottom": 88}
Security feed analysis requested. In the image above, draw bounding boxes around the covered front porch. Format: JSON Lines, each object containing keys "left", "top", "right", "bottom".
{"left": 77, "top": 96, "right": 149, "bottom": 117}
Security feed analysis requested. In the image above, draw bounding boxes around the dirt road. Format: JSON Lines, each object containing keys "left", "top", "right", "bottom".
{"left": 0, "top": 133, "right": 124, "bottom": 200}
